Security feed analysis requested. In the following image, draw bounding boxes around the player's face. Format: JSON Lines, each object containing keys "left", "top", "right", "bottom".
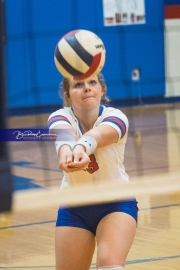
{"left": 68, "top": 76, "right": 104, "bottom": 110}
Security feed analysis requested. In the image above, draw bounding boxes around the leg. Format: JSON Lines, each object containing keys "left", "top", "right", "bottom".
{"left": 55, "top": 226, "right": 95, "bottom": 270}
{"left": 96, "top": 212, "right": 136, "bottom": 268}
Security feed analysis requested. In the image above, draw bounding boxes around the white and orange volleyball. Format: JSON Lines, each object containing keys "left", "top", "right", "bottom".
{"left": 54, "top": 29, "right": 106, "bottom": 80}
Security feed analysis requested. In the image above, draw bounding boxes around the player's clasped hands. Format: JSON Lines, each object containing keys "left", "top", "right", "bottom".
{"left": 59, "top": 144, "right": 90, "bottom": 173}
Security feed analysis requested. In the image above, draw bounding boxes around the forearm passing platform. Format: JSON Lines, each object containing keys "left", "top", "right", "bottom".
{"left": 74, "top": 135, "right": 97, "bottom": 156}
{"left": 55, "top": 133, "right": 76, "bottom": 157}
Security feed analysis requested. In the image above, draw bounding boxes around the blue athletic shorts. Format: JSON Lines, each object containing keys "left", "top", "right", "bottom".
{"left": 56, "top": 199, "right": 138, "bottom": 235}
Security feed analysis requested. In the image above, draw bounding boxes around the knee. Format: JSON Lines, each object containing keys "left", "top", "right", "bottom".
{"left": 97, "top": 251, "right": 125, "bottom": 268}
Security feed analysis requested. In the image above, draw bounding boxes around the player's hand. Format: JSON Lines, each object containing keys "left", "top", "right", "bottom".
{"left": 58, "top": 145, "right": 90, "bottom": 172}
{"left": 67, "top": 145, "right": 90, "bottom": 171}
{"left": 58, "top": 145, "right": 75, "bottom": 173}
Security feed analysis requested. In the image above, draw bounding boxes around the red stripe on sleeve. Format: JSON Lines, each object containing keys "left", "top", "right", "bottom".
{"left": 104, "top": 117, "right": 126, "bottom": 137}
{"left": 48, "top": 116, "right": 69, "bottom": 126}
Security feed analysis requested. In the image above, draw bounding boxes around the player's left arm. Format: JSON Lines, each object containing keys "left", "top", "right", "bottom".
{"left": 72, "top": 112, "right": 127, "bottom": 158}
{"left": 69, "top": 112, "right": 128, "bottom": 168}
{"left": 68, "top": 124, "right": 118, "bottom": 169}
{"left": 85, "top": 124, "right": 119, "bottom": 148}
{"left": 68, "top": 124, "right": 119, "bottom": 168}
{"left": 84, "top": 112, "right": 128, "bottom": 148}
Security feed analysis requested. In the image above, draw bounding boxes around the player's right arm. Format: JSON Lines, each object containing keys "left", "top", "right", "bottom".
{"left": 49, "top": 123, "right": 75, "bottom": 171}
{"left": 48, "top": 113, "right": 90, "bottom": 172}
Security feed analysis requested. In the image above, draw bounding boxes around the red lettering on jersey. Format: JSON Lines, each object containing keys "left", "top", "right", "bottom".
{"left": 86, "top": 154, "right": 99, "bottom": 174}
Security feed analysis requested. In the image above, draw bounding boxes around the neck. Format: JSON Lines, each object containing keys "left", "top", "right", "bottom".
{"left": 72, "top": 105, "right": 100, "bottom": 133}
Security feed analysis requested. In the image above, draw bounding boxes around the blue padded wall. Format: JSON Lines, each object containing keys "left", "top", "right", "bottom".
{"left": 5, "top": 0, "right": 165, "bottom": 109}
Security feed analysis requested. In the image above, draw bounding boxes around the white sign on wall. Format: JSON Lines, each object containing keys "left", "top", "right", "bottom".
{"left": 103, "top": 0, "right": 146, "bottom": 26}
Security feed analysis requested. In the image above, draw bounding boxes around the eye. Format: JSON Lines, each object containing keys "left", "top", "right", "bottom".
{"left": 90, "top": 80, "right": 97, "bottom": 85}
{"left": 74, "top": 82, "right": 83, "bottom": 88}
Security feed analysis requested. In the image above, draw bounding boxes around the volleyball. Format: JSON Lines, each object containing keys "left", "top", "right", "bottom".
{"left": 54, "top": 29, "right": 106, "bottom": 80}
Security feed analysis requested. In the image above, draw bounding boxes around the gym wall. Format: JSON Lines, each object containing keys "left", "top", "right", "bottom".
{"left": 4, "top": 0, "right": 179, "bottom": 113}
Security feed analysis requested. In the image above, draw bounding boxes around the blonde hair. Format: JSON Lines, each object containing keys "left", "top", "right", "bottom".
{"left": 58, "top": 73, "right": 110, "bottom": 107}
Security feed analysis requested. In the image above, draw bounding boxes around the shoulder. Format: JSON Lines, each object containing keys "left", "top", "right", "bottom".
{"left": 48, "top": 107, "right": 70, "bottom": 119}
{"left": 100, "top": 106, "right": 128, "bottom": 124}
{"left": 48, "top": 107, "right": 73, "bottom": 129}
{"left": 98, "top": 106, "right": 129, "bottom": 139}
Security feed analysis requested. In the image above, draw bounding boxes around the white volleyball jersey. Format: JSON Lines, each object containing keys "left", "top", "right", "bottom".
{"left": 48, "top": 105, "right": 129, "bottom": 188}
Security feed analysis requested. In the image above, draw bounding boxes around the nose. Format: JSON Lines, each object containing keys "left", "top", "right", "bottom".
{"left": 84, "top": 82, "right": 91, "bottom": 92}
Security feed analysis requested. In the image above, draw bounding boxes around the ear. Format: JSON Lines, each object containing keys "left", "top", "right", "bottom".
{"left": 101, "top": 89, "right": 105, "bottom": 97}
{"left": 64, "top": 92, "right": 72, "bottom": 105}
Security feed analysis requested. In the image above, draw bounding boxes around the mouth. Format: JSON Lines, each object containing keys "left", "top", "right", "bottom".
{"left": 83, "top": 96, "right": 94, "bottom": 100}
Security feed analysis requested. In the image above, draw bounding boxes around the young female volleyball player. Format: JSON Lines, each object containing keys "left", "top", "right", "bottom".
{"left": 48, "top": 74, "right": 138, "bottom": 270}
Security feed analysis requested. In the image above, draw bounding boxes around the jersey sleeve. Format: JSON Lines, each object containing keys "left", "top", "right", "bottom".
{"left": 48, "top": 109, "right": 72, "bottom": 130}
{"left": 100, "top": 109, "right": 129, "bottom": 139}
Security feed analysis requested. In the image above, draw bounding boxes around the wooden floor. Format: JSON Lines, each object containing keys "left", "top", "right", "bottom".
{"left": 0, "top": 102, "right": 180, "bottom": 269}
